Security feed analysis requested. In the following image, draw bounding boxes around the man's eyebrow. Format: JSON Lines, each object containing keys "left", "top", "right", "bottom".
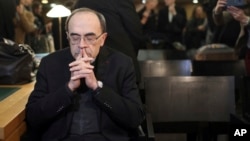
{"left": 69, "top": 32, "right": 96, "bottom": 36}
{"left": 70, "top": 33, "right": 81, "bottom": 36}
{"left": 84, "top": 32, "right": 96, "bottom": 36}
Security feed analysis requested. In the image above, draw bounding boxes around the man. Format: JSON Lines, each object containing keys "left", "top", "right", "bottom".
{"left": 212, "top": 0, "right": 243, "bottom": 48}
{"left": 73, "top": 0, "right": 146, "bottom": 84}
{"left": 137, "top": 0, "right": 159, "bottom": 44}
{"left": 213, "top": 0, "right": 250, "bottom": 73}
{"left": 25, "top": 8, "right": 145, "bottom": 141}
{"left": 157, "top": 0, "right": 187, "bottom": 49}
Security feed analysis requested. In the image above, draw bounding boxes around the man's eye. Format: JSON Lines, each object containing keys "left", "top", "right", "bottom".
{"left": 85, "top": 36, "right": 96, "bottom": 41}
{"left": 71, "top": 36, "right": 80, "bottom": 40}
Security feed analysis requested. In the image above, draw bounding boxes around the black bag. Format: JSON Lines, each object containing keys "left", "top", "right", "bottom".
{"left": 0, "top": 38, "right": 35, "bottom": 84}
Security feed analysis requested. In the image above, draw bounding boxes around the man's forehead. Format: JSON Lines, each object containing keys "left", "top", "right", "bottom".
{"left": 68, "top": 12, "right": 99, "bottom": 27}
{"left": 71, "top": 11, "right": 98, "bottom": 21}
{"left": 68, "top": 11, "right": 101, "bottom": 33}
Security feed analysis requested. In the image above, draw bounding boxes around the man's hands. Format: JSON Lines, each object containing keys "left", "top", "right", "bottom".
{"left": 214, "top": 0, "right": 227, "bottom": 14}
{"left": 227, "top": 6, "right": 249, "bottom": 25}
{"left": 68, "top": 49, "right": 98, "bottom": 92}
{"left": 169, "top": 4, "right": 176, "bottom": 16}
{"left": 214, "top": 0, "right": 249, "bottom": 25}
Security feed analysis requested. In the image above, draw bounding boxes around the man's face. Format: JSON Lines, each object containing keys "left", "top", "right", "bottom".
{"left": 67, "top": 12, "right": 107, "bottom": 60}
{"left": 164, "top": 0, "right": 175, "bottom": 6}
{"left": 146, "top": 0, "right": 158, "bottom": 9}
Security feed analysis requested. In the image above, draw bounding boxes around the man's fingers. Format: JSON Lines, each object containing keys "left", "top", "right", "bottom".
{"left": 81, "top": 48, "right": 90, "bottom": 58}
{"left": 70, "top": 70, "right": 93, "bottom": 80}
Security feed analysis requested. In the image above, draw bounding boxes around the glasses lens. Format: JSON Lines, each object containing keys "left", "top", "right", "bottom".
{"left": 85, "top": 35, "right": 97, "bottom": 45}
{"left": 70, "top": 35, "right": 81, "bottom": 45}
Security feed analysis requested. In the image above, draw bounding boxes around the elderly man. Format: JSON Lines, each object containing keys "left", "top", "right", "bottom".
{"left": 25, "top": 7, "right": 145, "bottom": 141}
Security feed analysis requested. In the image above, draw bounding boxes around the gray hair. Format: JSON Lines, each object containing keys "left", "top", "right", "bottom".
{"left": 65, "top": 7, "right": 107, "bottom": 33}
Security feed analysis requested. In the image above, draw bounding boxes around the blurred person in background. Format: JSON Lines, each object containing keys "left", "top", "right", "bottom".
{"left": 213, "top": 0, "right": 250, "bottom": 74}
{"left": 157, "top": 0, "right": 187, "bottom": 50}
{"left": 184, "top": 4, "right": 207, "bottom": 50}
{"left": 13, "top": 0, "right": 37, "bottom": 44}
{"left": 201, "top": 0, "right": 218, "bottom": 44}
{"left": 137, "top": 0, "right": 159, "bottom": 48}
{"left": 27, "top": 1, "right": 55, "bottom": 53}
{"left": 212, "top": 0, "right": 241, "bottom": 49}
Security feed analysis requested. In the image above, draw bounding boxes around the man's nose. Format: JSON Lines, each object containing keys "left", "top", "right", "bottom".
{"left": 78, "top": 37, "right": 88, "bottom": 48}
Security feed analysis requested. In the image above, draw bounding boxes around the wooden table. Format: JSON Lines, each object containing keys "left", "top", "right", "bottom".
{"left": 0, "top": 81, "right": 35, "bottom": 141}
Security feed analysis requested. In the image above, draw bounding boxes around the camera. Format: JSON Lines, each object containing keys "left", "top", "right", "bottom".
{"left": 226, "top": 0, "right": 246, "bottom": 7}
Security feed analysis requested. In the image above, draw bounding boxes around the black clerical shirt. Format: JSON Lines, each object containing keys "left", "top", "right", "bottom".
{"left": 69, "top": 86, "right": 101, "bottom": 135}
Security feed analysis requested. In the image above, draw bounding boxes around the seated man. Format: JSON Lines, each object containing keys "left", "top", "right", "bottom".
{"left": 24, "top": 7, "right": 145, "bottom": 141}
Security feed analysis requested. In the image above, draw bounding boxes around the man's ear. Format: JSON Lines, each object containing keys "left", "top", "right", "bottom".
{"left": 102, "top": 32, "right": 108, "bottom": 40}
{"left": 100, "top": 32, "right": 108, "bottom": 46}
{"left": 66, "top": 32, "right": 69, "bottom": 39}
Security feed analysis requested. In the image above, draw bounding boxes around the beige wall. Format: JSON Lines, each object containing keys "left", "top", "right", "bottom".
{"left": 180, "top": 3, "right": 199, "bottom": 20}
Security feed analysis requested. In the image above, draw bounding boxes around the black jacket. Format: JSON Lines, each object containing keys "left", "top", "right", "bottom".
{"left": 25, "top": 46, "right": 145, "bottom": 141}
{"left": 157, "top": 5, "right": 187, "bottom": 44}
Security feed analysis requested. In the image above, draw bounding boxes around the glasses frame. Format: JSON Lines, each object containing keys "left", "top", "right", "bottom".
{"left": 68, "top": 32, "right": 104, "bottom": 45}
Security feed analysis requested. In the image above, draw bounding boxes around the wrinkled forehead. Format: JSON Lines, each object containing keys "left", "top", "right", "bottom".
{"left": 68, "top": 12, "right": 102, "bottom": 33}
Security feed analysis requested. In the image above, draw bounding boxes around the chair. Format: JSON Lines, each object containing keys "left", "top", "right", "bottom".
{"left": 191, "top": 60, "right": 247, "bottom": 121}
{"left": 242, "top": 76, "right": 250, "bottom": 122}
{"left": 135, "top": 113, "right": 155, "bottom": 141}
{"left": 194, "top": 44, "right": 238, "bottom": 61}
{"left": 191, "top": 60, "right": 246, "bottom": 76}
{"left": 138, "top": 60, "right": 191, "bottom": 103}
{"left": 137, "top": 49, "right": 189, "bottom": 61}
{"left": 165, "top": 50, "right": 189, "bottom": 60}
{"left": 139, "top": 60, "right": 191, "bottom": 89}
{"left": 137, "top": 49, "right": 168, "bottom": 61}
{"left": 144, "top": 76, "right": 235, "bottom": 141}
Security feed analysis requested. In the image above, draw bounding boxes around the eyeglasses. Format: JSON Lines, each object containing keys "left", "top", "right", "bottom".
{"left": 69, "top": 33, "right": 103, "bottom": 45}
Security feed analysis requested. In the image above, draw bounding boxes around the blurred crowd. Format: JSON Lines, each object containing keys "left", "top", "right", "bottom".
{"left": 1, "top": 0, "right": 250, "bottom": 61}
{"left": 135, "top": 0, "right": 250, "bottom": 61}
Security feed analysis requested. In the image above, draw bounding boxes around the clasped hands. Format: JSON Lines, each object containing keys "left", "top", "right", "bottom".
{"left": 68, "top": 49, "right": 98, "bottom": 92}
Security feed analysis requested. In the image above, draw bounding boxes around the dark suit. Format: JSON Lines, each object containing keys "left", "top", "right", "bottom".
{"left": 157, "top": 5, "right": 187, "bottom": 48}
{"left": 25, "top": 46, "right": 145, "bottom": 141}
{"left": 73, "top": 0, "right": 145, "bottom": 83}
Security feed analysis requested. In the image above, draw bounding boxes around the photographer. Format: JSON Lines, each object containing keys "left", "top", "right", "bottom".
{"left": 213, "top": 0, "right": 250, "bottom": 74}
